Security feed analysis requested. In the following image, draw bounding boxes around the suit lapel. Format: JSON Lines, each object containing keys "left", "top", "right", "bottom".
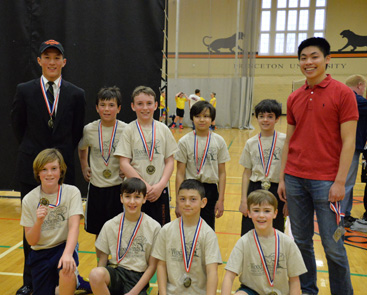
{"left": 53, "top": 80, "right": 67, "bottom": 131}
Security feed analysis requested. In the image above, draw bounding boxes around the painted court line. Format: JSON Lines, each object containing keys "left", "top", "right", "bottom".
{"left": 0, "top": 241, "right": 22, "bottom": 259}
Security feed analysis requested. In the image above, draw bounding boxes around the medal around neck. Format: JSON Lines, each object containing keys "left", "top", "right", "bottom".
{"left": 267, "top": 291, "right": 279, "bottom": 295}
{"left": 103, "top": 169, "right": 112, "bottom": 179}
{"left": 146, "top": 164, "right": 156, "bottom": 175}
{"left": 48, "top": 118, "right": 54, "bottom": 129}
{"left": 261, "top": 179, "right": 271, "bottom": 190}
{"left": 39, "top": 198, "right": 49, "bottom": 206}
{"left": 182, "top": 274, "right": 192, "bottom": 288}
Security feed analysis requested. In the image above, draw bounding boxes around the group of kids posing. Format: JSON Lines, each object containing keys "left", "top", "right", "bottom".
{"left": 21, "top": 83, "right": 305, "bottom": 295}
{"left": 21, "top": 35, "right": 358, "bottom": 295}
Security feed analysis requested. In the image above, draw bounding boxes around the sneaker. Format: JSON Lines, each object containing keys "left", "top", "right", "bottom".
{"left": 170, "top": 123, "right": 176, "bottom": 129}
{"left": 350, "top": 221, "right": 367, "bottom": 233}
{"left": 356, "top": 218, "right": 367, "bottom": 225}
{"left": 75, "top": 275, "right": 92, "bottom": 294}
{"left": 16, "top": 285, "right": 33, "bottom": 295}
{"left": 179, "top": 125, "right": 183, "bottom": 129}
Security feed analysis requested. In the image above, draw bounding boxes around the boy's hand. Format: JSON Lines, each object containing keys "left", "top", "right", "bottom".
{"left": 215, "top": 200, "right": 224, "bottom": 218}
{"left": 283, "top": 202, "right": 289, "bottom": 217}
{"left": 278, "top": 180, "right": 287, "bottom": 202}
{"left": 36, "top": 205, "right": 48, "bottom": 222}
{"left": 239, "top": 201, "right": 248, "bottom": 217}
{"left": 82, "top": 166, "right": 91, "bottom": 182}
{"left": 146, "top": 183, "right": 164, "bottom": 202}
{"left": 58, "top": 253, "right": 76, "bottom": 275}
{"left": 119, "top": 169, "right": 125, "bottom": 179}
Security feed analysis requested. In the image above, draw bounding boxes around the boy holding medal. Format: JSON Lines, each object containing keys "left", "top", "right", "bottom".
{"left": 175, "top": 100, "right": 230, "bottom": 230}
{"left": 152, "top": 179, "right": 222, "bottom": 295}
{"left": 89, "top": 177, "right": 161, "bottom": 295}
{"left": 222, "top": 190, "right": 306, "bottom": 295}
{"left": 115, "top": 86, "right": 178, "bottom": 225}
{"left": 239, "top": 99, "right": 286, "bottom": 236}
{"left": 78, "top": 86, "right": 127, "bottom": 262}
{"left": 20, "top": 148, "right": 84, "bottom": 295}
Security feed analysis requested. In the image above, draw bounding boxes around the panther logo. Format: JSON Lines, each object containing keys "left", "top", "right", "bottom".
{"left": 202, "top": 32, "right": 244, "bottom": 53}
{"left": 338, "top": 30, "right": 367, "bottom": 52}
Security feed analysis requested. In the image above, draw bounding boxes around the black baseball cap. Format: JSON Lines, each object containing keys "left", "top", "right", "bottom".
{"left": 39, "top": 39, "right": 65, "bottom": 56}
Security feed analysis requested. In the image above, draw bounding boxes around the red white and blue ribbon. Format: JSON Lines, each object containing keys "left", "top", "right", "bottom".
{"left": 193, "top": 131, "right": 211, "bottom": 175}
{"left": 179, "top": 217, "right": 203, "bottom": 273}
{"left": 38, "top": 185, "right": 62, "bottom": 208}
{"left": 330, "top": 201, "right": 345, "bottom": 226}
{"left": 98, "top": 120, "right": 118, "bottom": 167}
{"left": 253, "top": 228, "right": 279, "bottom": 288}
{"left": 136, "top": 120, "right": 156, "bottom": 162}
{"left": 116, "top": 213, "right": 143, "bottom": 264}
{"left": 258, "top": 131, "right": 277, "bottom": 178}
{"left": 40, "top": 77, "right": 62, "bottom": 117}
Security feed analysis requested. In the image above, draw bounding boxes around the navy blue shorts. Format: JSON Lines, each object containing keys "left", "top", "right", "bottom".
{"left": 29, "top": 242, "right": 79, "bottom": 295}
{"left": 176, "top": 108, "right": 185, "bottom": 118}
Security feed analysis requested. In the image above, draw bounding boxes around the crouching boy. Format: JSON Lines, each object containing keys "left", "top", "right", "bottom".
{"left": 20, "top": 148, "right": 84, "bottom": 295}
{"left": 152, "top": 179, "right": 222, "bottom": 295}
{"left": 221, "top": 190, "right": 306, "bottom": 295}
{"left": 89, "top": 178, "right": 161, "bottom": 295}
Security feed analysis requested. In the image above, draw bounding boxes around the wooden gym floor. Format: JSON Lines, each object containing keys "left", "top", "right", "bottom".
{"left": 0, "top": 115, "right": 366, "bottom": 294}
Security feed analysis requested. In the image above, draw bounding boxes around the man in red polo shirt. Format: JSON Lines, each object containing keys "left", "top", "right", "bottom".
{"left": 278, "top": 37, "right": 357, "bottom": 295}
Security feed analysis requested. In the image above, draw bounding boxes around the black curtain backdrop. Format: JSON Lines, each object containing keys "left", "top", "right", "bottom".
{"left": 0, "top": 0, "right": 165, "bottom": 194}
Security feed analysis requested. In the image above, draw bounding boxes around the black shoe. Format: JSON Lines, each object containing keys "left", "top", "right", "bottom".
{"left": 16, "top": 285, "right": 32, "bottom": 295}
{"left": 344, "top": 215, "right": 357, "bottom": 228}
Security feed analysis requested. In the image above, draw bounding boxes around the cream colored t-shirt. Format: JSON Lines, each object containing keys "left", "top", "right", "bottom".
{"left": 152, "top": 218, "right": 222, "bottom": 295}
{"left": 114, "top": 120, "right": 178, "bottom": 185}
{"left": 78, "top": 120, "right": 127, "bottom": 187}
{"left": 239, "top": 132, "right": 286, "bottom": 183}
{"left": 95, "top": 212, "right": 161, "bottom": 272}
{"left": 225, "top": 229, "right": 307, "bottom": 295}
{"left": 20, "top": 184, "right": 84, "bottom": 250}
{"left": 174, "top": 131, "right": 230, "bottom": 184}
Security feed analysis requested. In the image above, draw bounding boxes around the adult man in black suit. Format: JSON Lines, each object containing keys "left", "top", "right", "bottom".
{"left": 11, "top": 39, "right": 86, "bottom": 295}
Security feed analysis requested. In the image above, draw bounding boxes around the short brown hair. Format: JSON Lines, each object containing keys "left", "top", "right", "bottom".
{"left": 345, "top": 75, "right": 367, "bottom": 88}
{"left": 33, "top": 148, "right": 67, "bottom": 184}
{"left": 131, "top": 86, "right": 156, "bottom": 103}
{"left": 247, "top": 189, "right": 278, "bottom": 211}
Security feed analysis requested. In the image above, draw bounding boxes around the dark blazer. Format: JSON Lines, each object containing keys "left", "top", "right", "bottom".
{"left": 11, "top": 78, "right": 86, "bottom": 186}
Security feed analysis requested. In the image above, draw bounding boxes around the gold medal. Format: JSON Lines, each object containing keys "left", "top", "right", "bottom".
{"left": 39, "top": 198, "right": 49, "bottom": 206}
{"left": 48, "top": 118, "right": 54, "bottom": 128}
{"left": 261, "top": 180, "right": 271, "bottom": 190}
{"left": 183, "top": 276, "right": 191, "bottom": 288}
{"left": 268, "top": 292, "right": 278, "bottom": 295}
{"left": 146, "top": 165, "right": 156, "bottom": 175}
{"left": 103, "top": 169, "right": 112, "bottom": 179}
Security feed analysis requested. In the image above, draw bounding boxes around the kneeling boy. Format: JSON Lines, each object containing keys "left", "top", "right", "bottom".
{"left": 89, "top": 178, "right": 161, "bottom": 295}
{"left": 152, "top": 179, "right": 222, "bottom": 295}
{"left": 20, "top": 148, "right": 84, "bottom": 295}
{"left": 222, "top": 190, "right": 306, "bottom": 295}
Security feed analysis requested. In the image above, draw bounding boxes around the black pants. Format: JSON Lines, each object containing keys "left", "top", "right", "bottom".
{"left": 200, "top": 183, "right": 219, "bottom": 231}
{"left": 142, "top": 187, "right": 170, "bottom": 226}
{"left": 241, "top": 181, "right": 285, "bottom": 236}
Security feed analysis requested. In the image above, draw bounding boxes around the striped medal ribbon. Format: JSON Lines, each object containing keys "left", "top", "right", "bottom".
{"left": 40, "top": 77, "right": 62, "bottom": 118}
{"left": 253, "top": 228, "right": 279, "bottom": 289}
{"left": 179, "top": 217, "right": 203, "bottom": 273}
{"left": 258, "top": 131, "right": 277, "bottom": 178}
{"left": 136, "top": 120, "right": 156, "bottom": 161}
{"left": 193, "top": 131, "right": 211, "bottom": 174}
{"left": 116, "top": 213, "right": 143, "bottom": 264}
{"left": 98, "top": 120, "right": 118, "bottom": 166}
